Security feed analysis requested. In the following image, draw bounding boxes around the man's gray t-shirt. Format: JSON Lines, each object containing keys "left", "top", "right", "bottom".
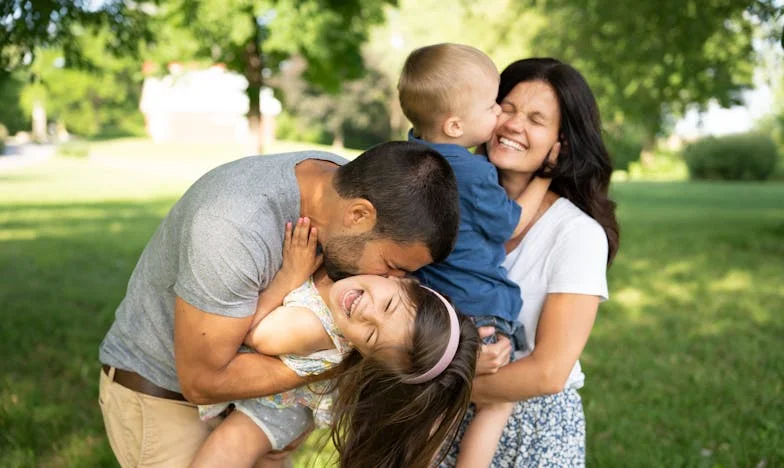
{"left": 99, "top": 151, "right": 347, "bottom": 392}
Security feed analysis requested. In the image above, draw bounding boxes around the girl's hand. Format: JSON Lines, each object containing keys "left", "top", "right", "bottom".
{"left": 277, "top": 217, "right": 323, "bottom": 288}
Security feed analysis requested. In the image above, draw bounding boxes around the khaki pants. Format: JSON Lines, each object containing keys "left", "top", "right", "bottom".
{"left": 98, "top": 367, "right": 222, "bottom": 467}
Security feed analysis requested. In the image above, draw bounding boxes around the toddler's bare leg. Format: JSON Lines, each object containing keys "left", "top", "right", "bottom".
{"left": 455, "top": 402, "right": 514, "bottom": 468}
{"left": 253, "top": 455, "right": 293, "bottom": 468}
{"left": 191, "top": 411, "right": 273, "bottom": 468}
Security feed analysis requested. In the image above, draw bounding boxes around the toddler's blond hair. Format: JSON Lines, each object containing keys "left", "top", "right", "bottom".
{"left": 398, "top": 43, "right": 498, "bottom": 134}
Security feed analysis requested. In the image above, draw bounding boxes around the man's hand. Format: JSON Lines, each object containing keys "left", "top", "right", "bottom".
{"left": 475, "top": 326, "right": 512, "bottom": 375}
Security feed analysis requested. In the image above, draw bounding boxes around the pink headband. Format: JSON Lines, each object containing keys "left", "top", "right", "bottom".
{"left": 402, "top": 286, "right": 460, "bottom": 384}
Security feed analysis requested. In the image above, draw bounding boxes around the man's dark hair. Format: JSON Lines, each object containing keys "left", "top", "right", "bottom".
{"left": 333, "top": 141, "right": 459, "bottom": 263}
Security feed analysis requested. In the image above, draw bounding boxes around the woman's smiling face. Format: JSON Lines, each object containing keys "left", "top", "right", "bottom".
{"left": 488, "top": 80, "right": 561, "bottom": 175}
{"left": 327, "top": 275, "right": 416, "bottom": 357}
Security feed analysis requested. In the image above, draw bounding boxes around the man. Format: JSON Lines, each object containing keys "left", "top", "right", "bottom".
{"left": 98, "top": 141, "right": 460, "bottom": 467}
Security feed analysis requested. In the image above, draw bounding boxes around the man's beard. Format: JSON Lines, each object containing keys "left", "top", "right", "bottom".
{"left": 321, "top": 232, "right": 375, "bottom": 281}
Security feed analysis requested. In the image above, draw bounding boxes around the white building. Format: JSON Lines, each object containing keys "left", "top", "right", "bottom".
{"left": 139, "top": 64, "right": 281, "bottom": 145}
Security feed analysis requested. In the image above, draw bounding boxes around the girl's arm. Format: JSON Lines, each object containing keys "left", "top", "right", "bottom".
{"left": 247, "top": 305, "right": 332, "bottom": 356}
{"left": 471, "top": 292, "right": 599, "bottom": 404}
{"left": 248, "top": 217, "right": 322, "bottom": 331}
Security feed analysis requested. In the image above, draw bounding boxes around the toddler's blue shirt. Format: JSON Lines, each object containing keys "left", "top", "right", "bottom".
{"left": 410, "top": 133, "right": 523, "bottom": 321}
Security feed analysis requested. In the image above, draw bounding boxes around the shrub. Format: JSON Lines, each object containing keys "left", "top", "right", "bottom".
{"left": 604, "top": 124, "right": 645, "bottom": 172}
{"left": 683, "top": 133, "right": 779, "bottom": 181}
{"left": 57, "top": 140, "right": 90, "bottom": 158}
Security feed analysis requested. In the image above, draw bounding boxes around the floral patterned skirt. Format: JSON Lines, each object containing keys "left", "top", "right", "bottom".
{"left": 438, "top": 389, "right": 585, "bottom": 468}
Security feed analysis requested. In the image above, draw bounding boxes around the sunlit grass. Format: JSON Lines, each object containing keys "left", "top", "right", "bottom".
{"left": 0, "top": 143, "right": 782, "bottom": 466}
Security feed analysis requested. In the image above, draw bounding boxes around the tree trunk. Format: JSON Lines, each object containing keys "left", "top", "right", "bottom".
{"left": 244, "top": 12, "right": 264, "bottom": 153}
{"left": 32, "top": 100, "right": 47, "bottom": 143}
{"left": 640, "top": 130, "right": 656, "bottom": 167}
{"left": 332, "top": 122, "right": 345, "bottom": 150}
{"left": 388, "top": 95, "right": 408, "bottom": 139}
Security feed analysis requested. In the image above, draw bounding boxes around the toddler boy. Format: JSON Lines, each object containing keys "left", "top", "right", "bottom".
{"left": 400, "top": 43, "right": 553, "bottom": 467}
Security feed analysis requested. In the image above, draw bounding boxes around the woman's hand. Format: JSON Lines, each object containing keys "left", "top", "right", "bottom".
{"left": 277, "top": 217, "right": 323, "bottom": 290}
{"left": 475, "top": 326, "right": 512, "bottom": 375}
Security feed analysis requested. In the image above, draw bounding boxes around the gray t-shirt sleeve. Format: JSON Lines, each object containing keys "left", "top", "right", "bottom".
{"left": 174, "top": 212, "right": 266, "bottom": 318}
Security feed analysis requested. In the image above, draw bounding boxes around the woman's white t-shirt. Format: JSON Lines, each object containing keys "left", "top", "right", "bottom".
{"left": 503, "top": 197, "right": 609, "bottom": 390}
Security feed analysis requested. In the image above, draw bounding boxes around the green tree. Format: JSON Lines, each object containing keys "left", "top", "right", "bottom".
{"left": 157, "top": 0, "right": 393, "bottom": 150}
{"left": 273, "top": 55, "right": 393, "bottom": 149}
{"left": 369, "top": 0, "right": 779, "bottom": 160}
{"left": 0, "top": 69, "right": 29, "bottom": 133}
{"left": 365, "top": 0, "right": 546, "bottom": 137}
{"left": 509, "top": 0, "right": 781, "bottom": 147}
{"left": 19, "top": 30, "right": 145, "bottom": 138}
{"left": 0, "top": 0, "right": 154, "bottom": 69}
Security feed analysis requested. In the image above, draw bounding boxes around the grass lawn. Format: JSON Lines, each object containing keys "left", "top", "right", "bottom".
{"left": 1, "top": 139, "right": 782, "bottom": 467}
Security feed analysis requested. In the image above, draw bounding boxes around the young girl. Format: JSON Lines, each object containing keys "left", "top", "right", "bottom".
{"left": 191, "top": 217, "right": 480, "bottom": 468}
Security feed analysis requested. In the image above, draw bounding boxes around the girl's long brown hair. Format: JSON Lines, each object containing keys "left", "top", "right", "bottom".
{"left": 326, "top": 282, "right": 479, "bottom": 468}
{"left": 498, "top": 58, "right": 620, "bottom": 264}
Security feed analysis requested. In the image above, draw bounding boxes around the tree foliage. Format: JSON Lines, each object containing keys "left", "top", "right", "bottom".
{"left": 273, "top": 55, "right": 393, "bottom": 148}
{"left": 151, "top": 0, "right": 393, "bottom": 149}
{"left": 509, "top": 0, "right": 781, "bottom": 141}
{"left": 0, "top": 0, "right": 155, "bottom": 69}
{"left": 18, "top": 31, "right": 145, "bottom": 138}
{"left": 0, "top": 69, "right": 28, "bottom": 133}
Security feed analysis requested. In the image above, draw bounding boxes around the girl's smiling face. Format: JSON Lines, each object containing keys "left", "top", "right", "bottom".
{"left": 328, "top": 275, "right": 416, "bottom": 357}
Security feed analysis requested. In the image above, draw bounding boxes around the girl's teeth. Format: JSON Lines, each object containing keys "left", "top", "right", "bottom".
{"left": 342, "top": 290, "right": 363, "bottom": 317}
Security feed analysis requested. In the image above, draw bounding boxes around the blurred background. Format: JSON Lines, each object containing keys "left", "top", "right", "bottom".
{"left": 0, "top": 1, "right": 782, "bottom": 466}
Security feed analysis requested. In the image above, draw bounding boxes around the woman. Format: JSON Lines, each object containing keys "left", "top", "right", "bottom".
{"left": 440, "top": 58, "right": 620, "bottom": 467}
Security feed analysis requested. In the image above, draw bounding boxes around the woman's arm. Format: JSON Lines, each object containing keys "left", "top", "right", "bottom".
{"left": 471, "top": 292, "right": 599, "bottom": 404}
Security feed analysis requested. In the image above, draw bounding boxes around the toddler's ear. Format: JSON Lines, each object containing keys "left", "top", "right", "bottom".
{"left": 443, "top": 117, "right": 464, "bottom": 138}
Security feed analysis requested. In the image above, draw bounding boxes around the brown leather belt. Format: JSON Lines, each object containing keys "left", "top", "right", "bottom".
{"left": 102, "top": 364, "right": 187, "bottom": 402}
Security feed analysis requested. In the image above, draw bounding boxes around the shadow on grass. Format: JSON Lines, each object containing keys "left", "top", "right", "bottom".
{"left": 1, "top": 182, "right": 783, "bottom": 466}
{"left": 0, "top": 199, "right": 176, "bottom": 467}
{"left": 582, "top": 182, "right": 784, "bottom": 466}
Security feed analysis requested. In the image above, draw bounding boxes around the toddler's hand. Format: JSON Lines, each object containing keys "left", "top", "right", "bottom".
{"left": 278, "top": 217, "right": 323, "bottom": 287}
{"left": 536, "top": 141, "right": 561, "bottom": 178}
{"left": 475, "top": 327, "right": 512, "bottom": 375}
{"left": 548, "top": 141, "right": 562, "bottom": 165}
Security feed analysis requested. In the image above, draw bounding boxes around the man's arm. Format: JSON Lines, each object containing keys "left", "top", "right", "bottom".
{"left": 174, "top": 296, "right": 305, "bottom": 405}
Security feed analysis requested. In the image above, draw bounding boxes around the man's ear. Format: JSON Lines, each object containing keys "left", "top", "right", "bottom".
{"left": 443, "top": 116, "right": 464, "bottom": 139}
{"left": 342, "top": 198, "right": 377, "bottom": 232}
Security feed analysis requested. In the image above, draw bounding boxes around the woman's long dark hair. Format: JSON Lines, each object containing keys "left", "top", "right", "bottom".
{"left": 499, "top": 58, "right": 620, "bottom": 263}
{"left": 326, "top": 282, "right": 479, "bottom": 468}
